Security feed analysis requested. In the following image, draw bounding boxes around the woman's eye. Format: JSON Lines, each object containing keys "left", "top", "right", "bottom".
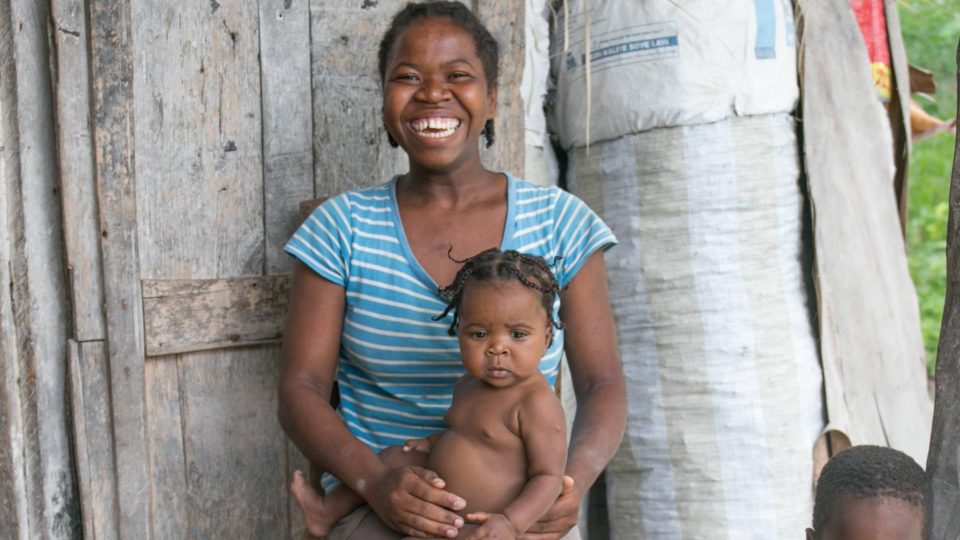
{"left": 448, "top": 72, "right": 470, "bottom": 80}
{"left": 394, "top": 73, "right": 419, "bottom": 82}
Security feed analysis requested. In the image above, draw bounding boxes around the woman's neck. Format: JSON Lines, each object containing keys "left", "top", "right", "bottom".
{"left": 399, "top": 162, "right": 503, "bottom": 210}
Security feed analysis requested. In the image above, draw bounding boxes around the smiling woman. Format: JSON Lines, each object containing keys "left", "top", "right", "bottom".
{"left": 278, "top": 2, "right": 626, "bottom": 540}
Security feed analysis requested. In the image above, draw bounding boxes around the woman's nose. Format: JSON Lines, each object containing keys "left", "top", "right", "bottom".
{"left": 417, "top": 77, "right": 449, "bottom": 102}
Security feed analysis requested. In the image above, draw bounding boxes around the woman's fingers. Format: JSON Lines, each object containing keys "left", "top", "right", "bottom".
{"left": 369, "top": 466, "right": 465, "bottom": 537}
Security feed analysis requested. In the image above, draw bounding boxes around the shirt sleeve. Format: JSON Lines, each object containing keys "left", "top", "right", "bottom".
{"left": 283, "top": 194, "right": 352, "bottom": 287}
{"left": 552, "top": 189, "right": 618, "bottom": 288}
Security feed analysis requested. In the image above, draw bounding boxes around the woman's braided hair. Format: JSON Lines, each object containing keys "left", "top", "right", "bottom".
{"left": 436, "top": 248, "right": 564, "bottom": 342}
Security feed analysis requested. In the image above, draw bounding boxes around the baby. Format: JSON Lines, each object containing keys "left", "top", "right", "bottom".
{"left": 295, "top": 248, "right": 568, "bottom": 539}
{"left": 806, "top": 445, "right": 925, "bottom": 540}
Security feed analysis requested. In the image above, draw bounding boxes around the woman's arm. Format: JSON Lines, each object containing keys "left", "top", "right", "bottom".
{"left": 279, "top": 262, "right": 466, "bottom": 538}
{"left": 521, "top": 250, "right": 627, "bottom": 539}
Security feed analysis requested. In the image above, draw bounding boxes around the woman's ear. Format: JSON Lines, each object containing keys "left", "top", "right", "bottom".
{"left": 486, "top": 87, "right": 498, "bottom": 119}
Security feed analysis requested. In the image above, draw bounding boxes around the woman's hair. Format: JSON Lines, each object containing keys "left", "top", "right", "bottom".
{"left": 436, "top": 248, "right": 563, "bottom": 341}
{"left": 377, "top": 1, "right": 500, "bottom": 91}
{"left": 811, "top": 445, "right": 925, "bottom": 535}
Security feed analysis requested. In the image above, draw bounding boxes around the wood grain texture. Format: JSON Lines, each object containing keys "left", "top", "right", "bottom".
{"left": 143, "top": 356, "right": 188, "bottom": 538}
{"left": 52, "top": 0, "right": 107, "bottom": 342}
{"left": 0, "top": 0, "right": 28, "bottom": 533}
{"left": 796, "top": 0, "right": 932, "bottom": 463}
{"left": 142, "top": 275, "right": 291, "bottom": 356}
{"left": 88, "top": 0, "right": 150, "bottom": 535}
{"left": 925, "top": 39, "right": 960, "bottom": 540}
{"left": 260, "top": 0, "right": 315, "bottom": 275}
{"left": 8, "top": 0, "right": 78, "bottom": 536}
{"left": 132, "top": 0, "right": 264, "bottom": 280}
{"left": 69, "top": 340, "right": 120, "bottom": 540}
{"left": 310, "top": 1, "right": 408, "bottom": 194}
{"left": 175, "top": 347, "right": 289, "bottom": 538}
{"left": 475, "top": 0, "right": 525, "bottom": 176}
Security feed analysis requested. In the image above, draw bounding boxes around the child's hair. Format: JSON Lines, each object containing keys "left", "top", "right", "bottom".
{"left": 377, "top": 1, "right": 500, "bottom": 91}
{"left": 436, "top": 248, "right": 563, "bottom": 340}
{"left": 812, "top": 445, "right": 925, "bottom": 534}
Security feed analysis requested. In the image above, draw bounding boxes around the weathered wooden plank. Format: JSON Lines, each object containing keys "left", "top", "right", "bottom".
{"left": 69, "top": 340, "right": 120, "bottom": 540}
{"left": 88, "top": 0, "right": 150, "bottom": 535}
{"left": 260, "top": 0, "right": 315, "bottom": 275}
{"left": 0, "top": 0, "right": 29, "bottom": 534}
{"left": 51, "top": 0, "right": 107, "bottom": 342}
{"left": 143, "top": 356, "right": 188, "bottom": 537}
{"left": 796, "top": 0, "right": 931, "bottom": 463}
{"left": 142, "top": 275, "right": 291, "bottom": 357}
{"left": 925, "top": 39, "right": 960, "bottom": 540}
{"left": 177, "top": 347, "right": 289, "bottom": 538}
{"left": 311, "top": 2, "right": 408, "bottom": 194}
{"left": 132, "top": 0, "right": 264, "bottom": 280}
{"left": 475, "top": 0, "right": 525, "bottom": 176}
{"left": 884, "top": 0, "right": 911, "bottom": 231}
{"left": 7, "top": 0, "right": 78, "bottom": 537}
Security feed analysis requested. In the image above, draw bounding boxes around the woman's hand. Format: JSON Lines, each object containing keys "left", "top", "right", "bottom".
{"left": 365, "top": 464, "right": 467, "bottom": 538}
{"left": 517, "top": 476, "right": 580, "bottom": 540}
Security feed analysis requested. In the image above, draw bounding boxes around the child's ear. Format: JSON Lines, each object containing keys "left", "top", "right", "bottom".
{"left": 805, "top": 527, "right": 816, "bottom": 540}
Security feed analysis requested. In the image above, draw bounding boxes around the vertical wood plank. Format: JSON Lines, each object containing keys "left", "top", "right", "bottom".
{"left": 69, "top": 340, "right": 120, "bottom": 540}
{"left": 132, "top": 0, "right": 264, "bottom": 280}
{"left": 310, "top": 1, "right": 408, "bottom": 195}
{"left": 88, "top": 0, "right": 150, "bottom": 535}
{"left": 143, "top": 357, "right": 188, "bottom": 538}
{"left": 260, "top": 0, "right": 315, "bottom": 275}
{"left": 0, "top": 0, "right": 30, "bottom": 534}
{"left": 7, "top": 0, "right": 79, "bottom": 536}
{"left": 177, "top": 347, "right": 289, "bottom": 538}
{"left": 925, "top": 39, "right": 960, "bottom": 539}
{"left": 475, "top": 0, "right": 525, "bottom": 176}
{"left": 51, "top": 0, "right": 107, "bottom": 342}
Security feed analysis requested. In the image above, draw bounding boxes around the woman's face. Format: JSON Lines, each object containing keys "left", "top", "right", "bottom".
{"left": 382, "top": 17, "right": 497, "bottom": 173}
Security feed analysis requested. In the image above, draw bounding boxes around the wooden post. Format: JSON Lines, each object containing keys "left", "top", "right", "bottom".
{"left": 925, "top": 39, "right": 960, "bottom": 540}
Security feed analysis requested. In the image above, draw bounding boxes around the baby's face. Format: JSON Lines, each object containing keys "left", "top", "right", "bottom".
{"left": 807, "top": 497, "right": 923, "bottom": 540}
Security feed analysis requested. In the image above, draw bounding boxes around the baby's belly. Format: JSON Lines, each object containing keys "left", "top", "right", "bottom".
{"left": 427, "top": 431, "right": 527, "bottom": 515}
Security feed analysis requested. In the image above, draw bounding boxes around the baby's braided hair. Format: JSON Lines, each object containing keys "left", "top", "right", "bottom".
{"left": 435, "top": 248, "right": 564, "bottom": 341}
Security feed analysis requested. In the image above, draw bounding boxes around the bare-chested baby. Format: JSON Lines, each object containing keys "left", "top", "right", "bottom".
{"left": 293, "top": 248, "right": 567, "bottom": 539}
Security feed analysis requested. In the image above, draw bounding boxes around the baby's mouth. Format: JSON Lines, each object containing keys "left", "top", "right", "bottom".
{"left": 411, "top": 117, "right": 461, "bottom": 139}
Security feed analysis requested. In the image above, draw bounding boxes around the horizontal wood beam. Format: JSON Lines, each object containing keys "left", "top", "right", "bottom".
{"left": 142, "top": 275, "right": 291, "bottom": 357}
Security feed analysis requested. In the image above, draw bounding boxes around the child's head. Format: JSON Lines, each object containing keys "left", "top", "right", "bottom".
{"left": 807, "top": 445, "right": 925, "bottom": 540}
{"left": 437, "top": 249, "right": 563, "bottom": 386}
{"left": 378, "top": 2, "right": 499, "bottom": 92}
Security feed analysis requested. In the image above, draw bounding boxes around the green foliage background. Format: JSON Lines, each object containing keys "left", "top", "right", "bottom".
{"left": 898, "top": 0, "right": 959, "bottom": 375}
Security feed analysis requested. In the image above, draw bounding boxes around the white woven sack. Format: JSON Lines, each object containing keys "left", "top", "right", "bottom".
{"left": 568, "top": 113, "right": 824, "bottom": 539}
{"left": 552, "top": 0, "right": 798, "bottom": 149}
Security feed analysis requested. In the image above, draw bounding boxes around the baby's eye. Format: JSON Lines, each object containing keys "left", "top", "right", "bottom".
{"left": 470, "top": 330, "right": 488, "bottom": 339}
{"left": 511, "top": 331, "right": 528, "bottom": 339}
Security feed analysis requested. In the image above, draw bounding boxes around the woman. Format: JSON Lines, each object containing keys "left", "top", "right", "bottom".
{"left": 278, "top": 3, "right": 626, "bottom": 538}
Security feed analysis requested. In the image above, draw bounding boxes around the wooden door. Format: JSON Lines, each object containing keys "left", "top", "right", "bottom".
{"left": 56, "top": 0, "right": 525, "bottom": 537}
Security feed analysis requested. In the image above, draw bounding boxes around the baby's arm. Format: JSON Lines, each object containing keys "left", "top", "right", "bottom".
{"left": 467, "top": 389, "right": 567, "bottom": 538}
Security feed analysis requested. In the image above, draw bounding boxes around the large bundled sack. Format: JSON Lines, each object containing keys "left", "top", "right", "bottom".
{"left": 569, "top": 113, "right": 824, "bottom": 539}
{"left": 552, "top": 0, "right": 797, "bottom": 148}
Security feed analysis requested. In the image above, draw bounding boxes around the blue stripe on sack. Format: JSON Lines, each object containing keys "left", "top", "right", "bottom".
{"left": 781, "top": 0, "right": 795, "bottom": 47}
{"left": 753, "top": 0, "right": 777, "bottom": 60}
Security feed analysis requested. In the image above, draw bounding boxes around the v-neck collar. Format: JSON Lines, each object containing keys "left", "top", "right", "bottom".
{"left": 388, "top": 172, "right": 517, "bottom": 290}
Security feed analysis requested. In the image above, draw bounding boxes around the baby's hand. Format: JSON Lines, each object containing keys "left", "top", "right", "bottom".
{"left": 402, "top": 437, "right": 434, "bottom": 453}
{"left": 464, "top": 512, "right": 518, "bottom": 539}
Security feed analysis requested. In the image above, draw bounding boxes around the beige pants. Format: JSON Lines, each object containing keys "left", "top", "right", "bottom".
{"left": 316, "top": 505, "right": 582, "bottom": 540}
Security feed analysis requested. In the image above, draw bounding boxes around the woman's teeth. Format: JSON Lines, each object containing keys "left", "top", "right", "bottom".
{"left": 411, "top": 118, "right": 461, "bottom": 138}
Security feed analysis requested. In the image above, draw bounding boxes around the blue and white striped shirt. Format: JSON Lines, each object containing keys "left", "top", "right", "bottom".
{"left": 284, "top": 173, "right": 616, "bottom": 486}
